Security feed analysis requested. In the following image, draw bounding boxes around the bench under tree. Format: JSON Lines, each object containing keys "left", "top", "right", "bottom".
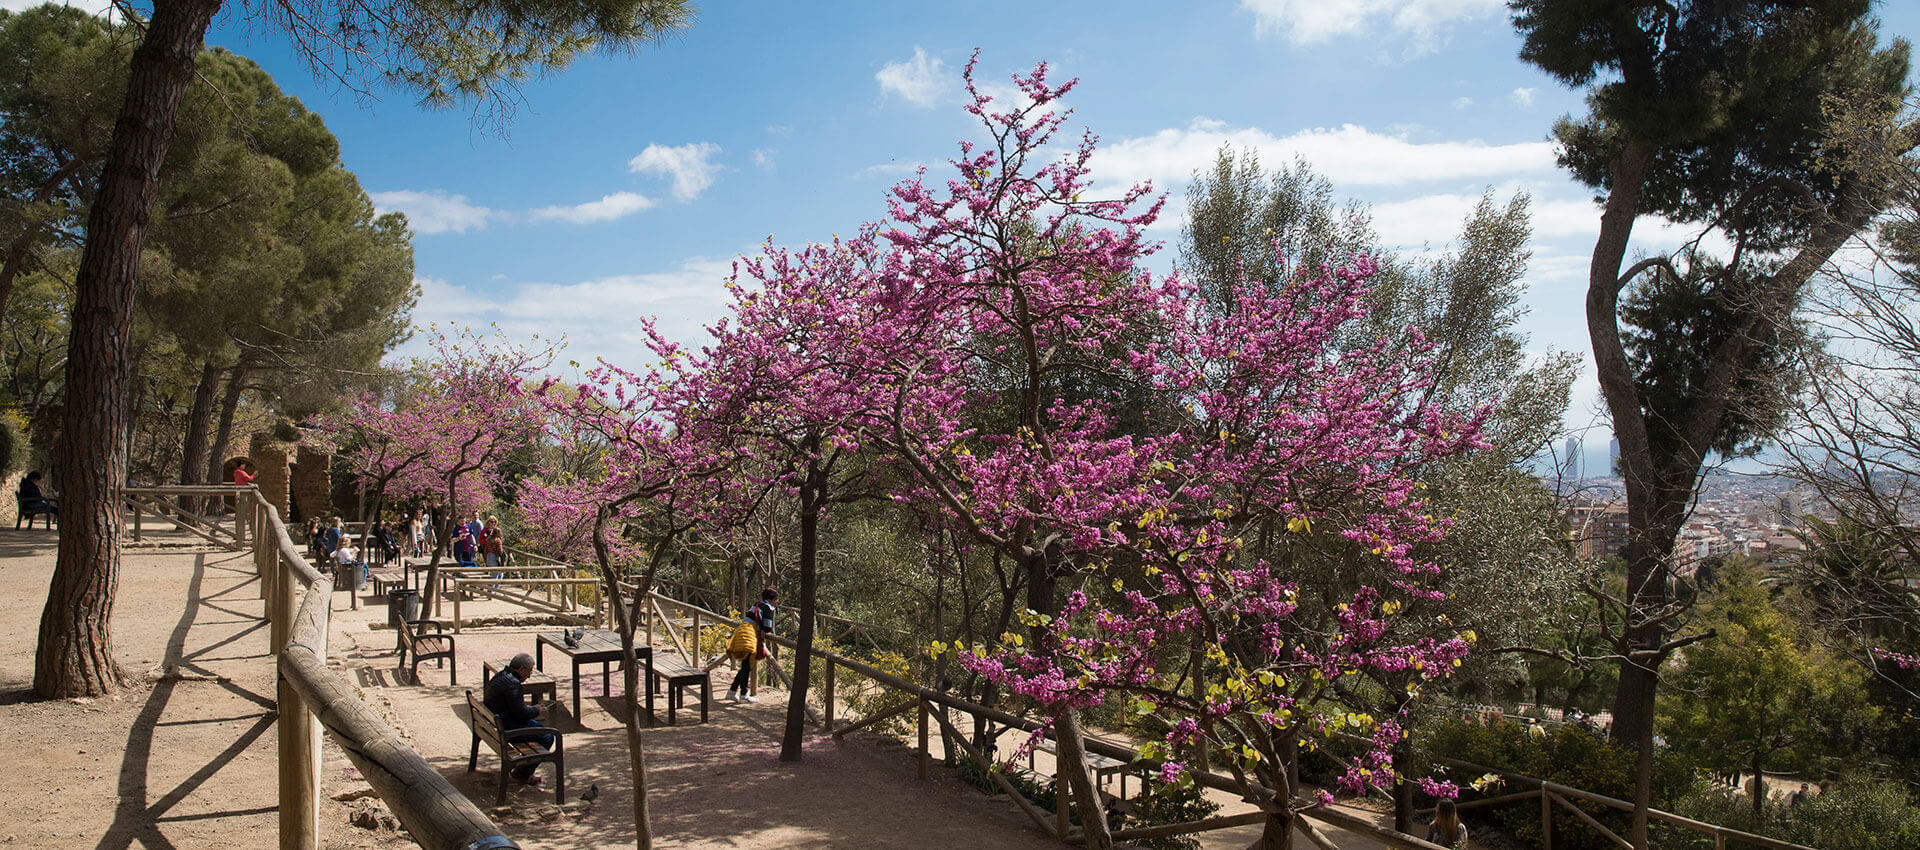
{"left": 465, "top": 690, "right": 564, "bottom": 804}
{"left": 398, "top": 619, "right": 456, "bottom": 685}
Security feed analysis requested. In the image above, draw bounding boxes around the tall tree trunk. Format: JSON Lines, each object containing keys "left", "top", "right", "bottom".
{"left": 593, "top": 508, "right": 653, "bottom": 849}
{"left": 177, "top": 358, "right": 219, "bottom": 511}
{"left": 34, "top": 0, "right": 223, "bottom": 699}
{"left": 1259, "top": 791, "right": 1295, "bottom": 850}
{"left": 780, "top": 471, "right": 820, "bottom": 762}
{"left": 205, "top": 362, "right": 245, "bottom": 484}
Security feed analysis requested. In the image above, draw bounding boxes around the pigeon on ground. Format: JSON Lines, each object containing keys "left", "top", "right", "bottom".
{"left": 580, "top": 783, "right": 600, "bottom": 804}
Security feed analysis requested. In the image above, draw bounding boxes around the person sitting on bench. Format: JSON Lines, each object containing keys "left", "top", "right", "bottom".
{"left": 17, "top": 471, "right": 56, "bottom": 518}
{"left": 485, "top": 654, "right": 555, "bottom": 789}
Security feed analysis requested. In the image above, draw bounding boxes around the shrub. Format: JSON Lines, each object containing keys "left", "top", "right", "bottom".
{"left": 1659, "top": 780, "right": 1920, "bottom": 849}
{"left": 1419, "top": 717, "right": 1694, "bottom": 850}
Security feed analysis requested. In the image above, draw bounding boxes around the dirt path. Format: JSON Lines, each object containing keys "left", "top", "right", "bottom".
{"left": 0, "top": 529, "right": 402, "bottom": 849}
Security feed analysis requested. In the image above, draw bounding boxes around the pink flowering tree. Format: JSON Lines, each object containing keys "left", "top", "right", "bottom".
{"left": 324, "top": 328, "right": 552, "bottom": 614}
{"left": 526, "top": 325, "right": 766, "bottom": 850}
{"left": 813, "top": 60, "right": 1493, "bottom": 848}
{"left": 676, "top": 234, "right": 921, "bottom": 761}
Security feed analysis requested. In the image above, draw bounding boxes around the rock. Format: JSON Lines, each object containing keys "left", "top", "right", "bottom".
{"left": 330, "top": 787, "right": 378, "bottom": 802}
{"left": 347, "top": 800, "right": 399, "bottom": 831}
{"left": 537, "top": 806, "right": 563, "bottom": 822}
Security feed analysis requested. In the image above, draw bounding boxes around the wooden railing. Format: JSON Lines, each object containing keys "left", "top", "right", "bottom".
{"left": 1412, "top": 753, "right": 1817, "bottom": 850}
{"left": 635, "top": 586, "right": 1446, "bottom": 850}
{"left": 193, "top": 485, "right": 519, "bottom": 850}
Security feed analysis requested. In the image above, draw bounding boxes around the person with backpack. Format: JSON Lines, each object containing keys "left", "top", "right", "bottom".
{"left": 727, "top": 588, "right": 778, "bottom": 703}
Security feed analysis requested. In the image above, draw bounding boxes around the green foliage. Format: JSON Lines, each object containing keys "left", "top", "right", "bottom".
{"left": 1658, "top": 558, "right": 1879, "bottom": 783}
{"left": 0, "top": 407, "right": 24, "bottom": 474}
{"left": 1660, "top": 780, "right": 1920, "bottom": 849}
{"left": 1420, "top": 718, "right": 1693, "bottom": 850}
{"left": 1115, "top": 781, "right": 1222, "bottom": 850}
{"left": 818, "top": 648, "right": 917, "bottom": 739}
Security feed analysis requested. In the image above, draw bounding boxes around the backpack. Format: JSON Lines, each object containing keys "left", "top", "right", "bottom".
{"left": 727, "top": 622, "right": 758, "bottom": 660}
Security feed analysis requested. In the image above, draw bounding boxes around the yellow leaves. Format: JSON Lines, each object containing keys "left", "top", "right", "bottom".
{"left": 1381, "top": 600, "right": 1403, "bottom": 615}
{"left": 1111, "top": 578, "right": 1125, "bottom": 593}
{"left": 1287, "top": 516, "right": 1312, "bottom": 534}
{"left": 1461, "top": 629, "right": 1478, "bottom": 644}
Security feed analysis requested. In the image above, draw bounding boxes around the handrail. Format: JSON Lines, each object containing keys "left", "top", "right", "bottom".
{"left": 637, "top": 585, "right": 1446, "bottom": 849}
{"left": 165, "top": 484, "right": 520, "bottom": 850}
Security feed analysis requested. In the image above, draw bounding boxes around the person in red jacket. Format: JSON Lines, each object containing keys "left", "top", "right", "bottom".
{"left": 232, "top": 464, "right": 254, "bottom": 487}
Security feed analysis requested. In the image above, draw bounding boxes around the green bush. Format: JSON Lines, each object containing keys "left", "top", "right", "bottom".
{"left": 1419, "top": 718, "right": 1694, "bottom": 850}
{"left": 1658, "top": 780, "right": 1920, "bottom": 849}
{"left": 0, "top": 409, "right": 25, "bottom": 476}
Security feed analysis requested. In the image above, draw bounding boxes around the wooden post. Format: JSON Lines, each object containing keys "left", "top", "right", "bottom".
{"left": 1056, "top": 762, "right": 1069, "bottom": 839}
{"left": 133, "top": 498, "right": 142, "bottom": 542}
{"left": 275, "top": 557, "right": 321, "bottom": 849}
{"left": 452, "top": 582, "right": 461, "bottom": 633}
{"left": 823, "top": 658, "right": 836, "bottom": 732}
{"left": 691, "top": 611, "right": 701, "bottom": 663}
{"left": 1542, "top": 786, "right": 1553, "bottom": 850}
{"left": 917, "top": 699, "right": 930, "bottom": 781}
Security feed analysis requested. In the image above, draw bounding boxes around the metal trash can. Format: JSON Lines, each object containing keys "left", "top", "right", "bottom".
{"left": 335, "top": 561, "right": 367, "bottom": 592}
{"left": 386, "top": 588, "right": 420, "bottom": 630}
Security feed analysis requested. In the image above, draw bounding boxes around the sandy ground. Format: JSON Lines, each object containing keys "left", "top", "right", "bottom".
{"left": 0, "top": 528, "right": 402, "bottom": 849}
{"left": 1, "top": 525, "right": 1414, "bottom": 849}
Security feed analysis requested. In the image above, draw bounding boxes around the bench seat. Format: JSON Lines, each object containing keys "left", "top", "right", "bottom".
{"left": 466, "top": 690, "right": 563, "bottom": 804}
{"left": 398, "top": 619, "right": 455, "bottom": 685}
{"left": 650, "top": 660, "right": 710, "bottom": 725}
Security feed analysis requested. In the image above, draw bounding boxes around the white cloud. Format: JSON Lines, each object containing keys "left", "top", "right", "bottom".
{"left": 1452, "top": 96, "right": 1474, "bottom": 110}
{"left": 527, "top": 191, "right": 656, "bottom": 224}
{"left": 1510, "top": 87, "right": 1537, "bottom": 106}
{"left": 629, "top": 142, "right": 723, "bottom": 202}
{"left": 751, "top": 148, "right": 778, "bottom": 171}
{"left": 1240, "top": 0, "right": 1505, "bottom": 53}
{"left": 1093, "top": 119, "right": 1556, "bottom": 194}
{"left": 877, "top": 47, "right": 951, "bottom": 107}
{"left": 369, "top": 190, "right": 494, "bottom": 235}
{"left": 402, "top": 257, "right": 741, "bottom": 368}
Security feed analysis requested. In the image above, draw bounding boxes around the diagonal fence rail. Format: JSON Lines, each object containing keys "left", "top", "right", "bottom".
{"left": 137, "top": 485, "right": 520, "bottom": 850}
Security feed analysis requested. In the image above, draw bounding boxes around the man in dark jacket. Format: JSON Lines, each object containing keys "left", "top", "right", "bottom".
{"left": 484, "top": 653, "right": 553, "bottom": 786}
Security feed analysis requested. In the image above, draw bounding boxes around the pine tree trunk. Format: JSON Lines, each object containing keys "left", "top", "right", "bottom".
{"left": 33, "top": 0, "right": 223, "bottom": 699}
{"left": 204, "top": 362, "right": 244, "bottom": 484}
{"left": 177, "top": 358, "right": 218, "bottom": 510}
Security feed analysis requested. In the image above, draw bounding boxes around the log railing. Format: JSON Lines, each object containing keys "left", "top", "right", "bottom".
{"left": 194, "top": 485, "right": 518, "bottom": 850}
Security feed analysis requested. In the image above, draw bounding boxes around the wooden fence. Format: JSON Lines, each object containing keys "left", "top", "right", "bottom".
{"left": 165, "top": 484, "right": 522, "bottom": 850}
{"left": 636, "top": 586, "right": 1447, "bottom": 850}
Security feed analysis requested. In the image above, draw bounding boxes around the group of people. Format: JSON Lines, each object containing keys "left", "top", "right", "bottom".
{"left": 450, "top": 511, "right": 506, "bottom": 568}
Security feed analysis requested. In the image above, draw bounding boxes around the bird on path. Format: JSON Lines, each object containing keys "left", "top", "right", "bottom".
{"left": 580, "top": 783, "right": 600, "bottom": 804}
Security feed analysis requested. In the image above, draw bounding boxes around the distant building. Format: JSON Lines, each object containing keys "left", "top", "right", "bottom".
{"left": 1776, "top": 490, "right": 1808, "bottom": 530}
{"left": 1609, "top": 438, "right": 1621, "bottom": 474}
{"left": 1562, "top": 437, "right": 1581, "bottom": 481}
{"left": 1568, "top": 501, "right": 1631, "bottom": 560}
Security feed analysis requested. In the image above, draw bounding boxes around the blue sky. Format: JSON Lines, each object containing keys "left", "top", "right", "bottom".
{"left": 57, "top": 1, "right": 1920, "bottom": 469}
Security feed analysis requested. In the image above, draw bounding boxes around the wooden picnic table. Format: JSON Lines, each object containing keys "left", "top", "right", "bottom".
{"left": 535, "top": 629, "right": 654, "bottom": 721}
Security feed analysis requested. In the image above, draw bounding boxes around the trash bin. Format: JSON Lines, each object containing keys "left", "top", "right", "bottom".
{"left": 335, "top": 561, "right": 366, "bottom": 592}
{"left": 386, "top": 588, "right": 420, "bottom": 630}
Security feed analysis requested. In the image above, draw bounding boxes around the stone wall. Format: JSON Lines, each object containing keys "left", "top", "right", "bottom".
{"left": 291, "top": 445, "right": 332, "bottom": 521}
{"left": 248, "top": 434, "right": 291, "bottom": 519}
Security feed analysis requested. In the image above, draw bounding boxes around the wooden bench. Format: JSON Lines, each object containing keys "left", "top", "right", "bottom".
{"left": 650, "top": 659, "right": 711, "bottom": 725}
{"left": 15, "top": 494, "right": 55, "bottom": 529}
{"left": 465, "top": 690, "right": 564, "bottom": 804}
{"left": 397, "top": 619, "right": 456, "bottom": 685}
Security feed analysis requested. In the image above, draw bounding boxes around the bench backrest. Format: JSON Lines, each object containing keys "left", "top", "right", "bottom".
{"left": 466, "top": 690, "right": 506, "bottom": 750}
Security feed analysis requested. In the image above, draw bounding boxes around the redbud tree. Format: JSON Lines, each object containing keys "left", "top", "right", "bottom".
{"left": 827, "top": 60, "right": 1491, "bottom": 848}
